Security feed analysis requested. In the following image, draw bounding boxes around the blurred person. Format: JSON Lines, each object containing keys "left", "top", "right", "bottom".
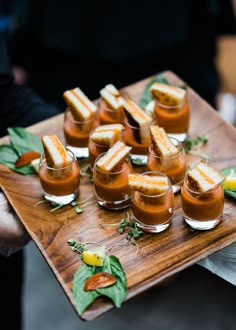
{"left": 9, "top": 0, "right": 236, "bottom": 110}
{"left": 0, "top": 32, "right": 60, "bottom": 330}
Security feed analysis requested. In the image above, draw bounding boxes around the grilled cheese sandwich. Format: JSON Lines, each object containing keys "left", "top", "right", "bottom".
{"left": 100, "top": 84, "right": 125, "bottom": 110}
{"left": 63, "top": 87, "right": 97, "bottom": 121}
{"left": 41, "top": 135, "right": 72, "bottom": 168}
{"left": 123, "top": 97, "right": 152, "bottom": 144}
{"left": 150, "top": 82, "right": 186, "bottom": 107}
{"left": 187, "top": 161, "right": 225, "bottom": 193}
{"left": 150, "top": 125, "right": 178, "bottom": 158}
{"left": 96, "top": 141, "right": 131, "bottom": 172}
{"left": 128, "top": 173, "right": 169, "bottom": 195}
{"left": 91, "top": 124, "right": 124, "bottom": 146}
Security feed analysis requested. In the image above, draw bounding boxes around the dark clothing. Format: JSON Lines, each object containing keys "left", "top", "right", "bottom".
{"left": 10, "top": 0, "right": 236, "bottom": 108}
{"left": 0, "top": 33, "right": 60, "bottom": 330}
{"left": 0, "top": 33, "right": 60, "bottom": 136}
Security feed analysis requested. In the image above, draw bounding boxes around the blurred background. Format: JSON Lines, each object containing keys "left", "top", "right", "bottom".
{"left": 0, "top": 1, "right": 236, "bottom": 329}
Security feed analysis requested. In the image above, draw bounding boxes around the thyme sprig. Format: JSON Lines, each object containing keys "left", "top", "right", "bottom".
{"left": 184, "top": 135, "right": 211, "bottom": 161}
{"left": 67, "top": 239, "right": 105, "bottom": 254}
{"left": 101, "top": 213, "right": 144, "bottom": 254}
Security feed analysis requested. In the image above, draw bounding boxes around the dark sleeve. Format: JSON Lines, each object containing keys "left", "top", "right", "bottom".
{"left": 0, "top": 34, "right": 60, "bottom": 138}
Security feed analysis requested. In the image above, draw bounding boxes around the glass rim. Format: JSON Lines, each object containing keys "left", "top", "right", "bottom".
{"left": 94, "top": 152, "right": 131, "bottom": 174}
{"left": 155, "top": 98, "right": 186, "bottom": 109}
{"left": 40, "top": 147, "right": 76, "bottom": 170}
{"left": 149, "top": 137, "right": 184, "bottom": 159}
{"left": 98, "top": 97, "right": 124, "bottom": 112}
{"left": 65, "top": 108, "right": 96, "bottom": 124}
{"left": 183, "top": 175, "right": 223, "bottom": 196}
{"left": 133, "top": 171, "right": 172, "bottom": 197}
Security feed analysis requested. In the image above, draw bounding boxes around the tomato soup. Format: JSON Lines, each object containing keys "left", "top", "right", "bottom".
{"left": 181, "top": 180, "right": 224, "bottom": 221}
{"left": 132, "top": 189, "right": 174, "bottom": 225}
{"left": 154, "top": 99, "right": 190, "bottom": 134}
{"left": 39, "top": 160, "right": 80, "bottom": 196}
{"left": 64, "top": 109, "right": 97, "bottom": 147}
{"left": 97, "top": 99, "right": 125, "bottom": 124}
{"left": 147, "top": 143, "right": 186, "bottom": 185}
{"left": 93, "top": 161, "right": 133, "bottom": 202}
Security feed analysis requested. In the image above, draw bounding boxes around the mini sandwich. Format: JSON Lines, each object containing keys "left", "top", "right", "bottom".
{"left": 100, "top": 84, "right": 125, "bottom": 110}
{"left": 91, "top": 124, "right": 124, "bottom": 146}
{"left": 96, "top": 140, "right": 132, "bottom": 172}
{"left": 123, "top": 97, "right": 152, "bottom": 144}
{"left": 128, "top": 173, "right": 169, "bottom": 195}
{"left": 187, "top": 161, "right": 225, "bottom": 193}
{"left": 150, "top": 82, "right": 186, "bottom": 107}
{"left": 41, "top": 135, "right": 72, "bottom": 168}
{"left": 150, "top": 125, "right": 178, "bottom": 158}
{"left": 63, "top": 87, "right": 97, "bottom": 121}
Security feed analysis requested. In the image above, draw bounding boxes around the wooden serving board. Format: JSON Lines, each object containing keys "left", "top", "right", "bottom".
{"left": 1, "top": 71, "right": 236, "bottom": 321}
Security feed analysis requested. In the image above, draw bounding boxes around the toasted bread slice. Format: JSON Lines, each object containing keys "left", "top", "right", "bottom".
{"left": 123, "top": 98, "right": 152, "bottom": 144}
{"left": 100, "top": 84, "right": 125, "bottom": 110}
{"left": 187, "top": 161, "right": 225, "bottom": 193}
{"left": 91, "top": 124, "right": 124, "bottom": 146}
{"left": 96, "top": 141, "right": 131, "bottom": 172}
{"left": 150, "top": 125, "right": 178, "bottom": 158}
{"left": 63, "top": 87, "right": 97, "bottom": 121}
{"left": 128, "top": 173, "right": 169, "bottom": 195}
{"left": 41, "top": 135, "right": 72, "bottom": 168}
{"left": 150, "top": 82, "right": 186, "bottom": 106}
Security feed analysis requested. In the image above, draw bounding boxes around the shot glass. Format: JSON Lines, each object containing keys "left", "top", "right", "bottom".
{"left": 181, "top": 176, "right": 224, "bottom": 230}
{"left": 39, "top": 148, "right": 80, "bottom": 205}
{"left": 123, "top": 119, "right": 152, "bottom": 166}
{"left": 63, "top": 108, "right": 98, "bottom": 158}
{"left": 131, "top": 172, "right": 174, "bottom": 233}
{"left": 93, "top": 154, "right": 133, "bottom": 210}
{"left": 146, "top": 137, "right": 186, "bottom": 193}
{"left": 97, "top": 99, "right": 125, "bottom": 125}
{"left": 88, "top": 127, "right": 124, "bottom": 169}
{"left": 154, "top": 98, "right": 190, "bottom": 142}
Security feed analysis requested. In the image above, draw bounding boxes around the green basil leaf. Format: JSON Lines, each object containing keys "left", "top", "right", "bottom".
{"left": 139, "top": 73, "right": 169, "bottom": 108}
{"left": 221, "top": 166, "right": 236, "bottom": 177}
{"left": 97, "top": 255, "right": 127, "bottom": 308}
{"left": 73, "top": 264, "right": 100, "bottom": 316}
{"left": 0, "top": 144, "right": 36, "bottom": 175}
{"left": 7, "top": 127, "right": 43, "bottom": 155}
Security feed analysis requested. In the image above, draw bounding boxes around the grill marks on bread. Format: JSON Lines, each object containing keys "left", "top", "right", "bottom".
{"left": 123, "top": 98, "right": 152, "bottom": 144}
{"left": 63, "top": 87, "right": 97, "bottom": 121}
{"left": 150, "top": 125, "right": 178, "bottom": 158}
{"left": 41, "top": 135, "right": 72, "bottom": 168}
{"left": 187, "top": 161, "right": 225, "bottom": 193}
{"left": 150, "top": 82, "right": 186, "bottom": 107}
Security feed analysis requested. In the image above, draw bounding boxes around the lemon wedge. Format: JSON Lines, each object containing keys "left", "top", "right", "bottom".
{"left": 223, "top": 170, "right": 236, "bottom": 190}
{"left": 82, "top": 246, "right": 106, "bottom": 267}
{"left": 31, "top": 158, "right": 40, "bottom": 174}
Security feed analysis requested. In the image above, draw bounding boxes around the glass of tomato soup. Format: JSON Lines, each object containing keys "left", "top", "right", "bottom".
{"left": 130, "top": 172, "right": 174, "bottom": 233}
{"left": 39, "top": 148, "right": 80, "bottom": 205}
{"left": 181, "top": 174, "right": 225, "bottom": 230}
{"left": 97, "top": 99, "right": 125, "bottom": 125}
{"left": 147, "top": 137, "right": 186, "bottom": 193}
{"left": 154, "top": 99, "right": 190, "bottom": 142}
{"left": 63, "top": 108, "right": 98, "bottom": 158}
{"left": 93, "top": 154, "right": 133, "bottom": 210}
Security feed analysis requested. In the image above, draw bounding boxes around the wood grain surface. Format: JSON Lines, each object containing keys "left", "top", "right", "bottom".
{"left": 1, "top": 71, "right": 236, "bottom": 321}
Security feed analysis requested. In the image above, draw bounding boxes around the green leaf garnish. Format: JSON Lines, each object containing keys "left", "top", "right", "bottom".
{"left": 68, "top": 240, "right": 127, "bottom": 315}
{"left": 0, "top": 127, "right": 43, "bottom": 175}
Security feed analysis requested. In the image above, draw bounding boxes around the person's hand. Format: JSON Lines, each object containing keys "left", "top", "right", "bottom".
{"left": 0, "top": 191, "right": 30, "bottom": 256}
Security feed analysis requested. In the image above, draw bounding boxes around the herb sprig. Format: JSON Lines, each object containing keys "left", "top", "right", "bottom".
{"left": 184, "top": 135, "right": 211, "bottom": 161}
